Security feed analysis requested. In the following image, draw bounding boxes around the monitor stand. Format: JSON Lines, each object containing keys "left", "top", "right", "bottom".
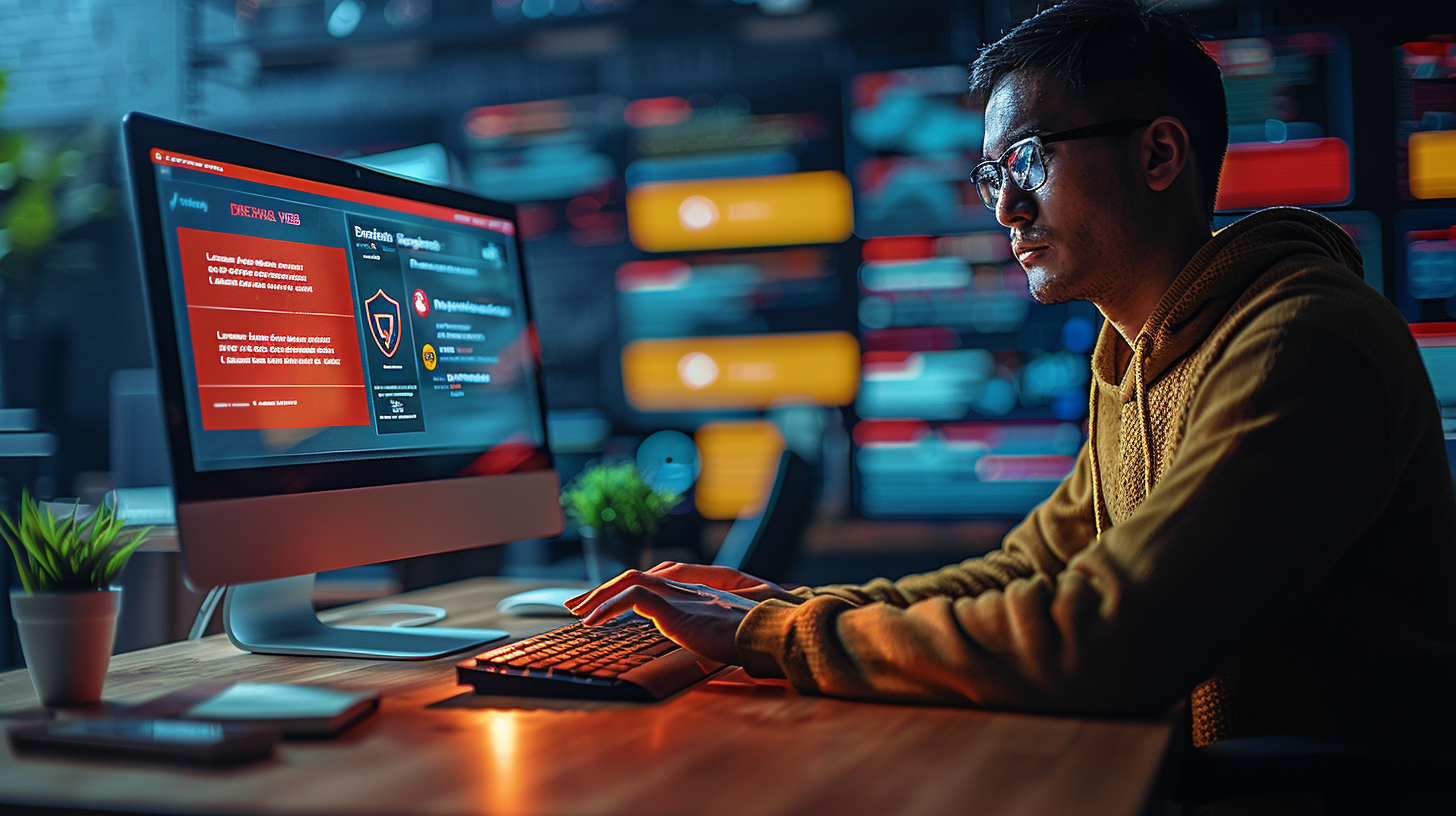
{"left": 221, "top": 574, "right": 508, "bottom": 659}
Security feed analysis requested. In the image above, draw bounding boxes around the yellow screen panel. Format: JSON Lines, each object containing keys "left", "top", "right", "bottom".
{"left": 1411, "top": 130, "right": 1456, "bottom": 200}
{"left": 627, "top": 172, "right": 853, "bottom": 252}
{"left": 694, "top": 420, "right": 785, "bottom": 520}
{"left": 621, "top": 331, "right": 860, "bottom": 411}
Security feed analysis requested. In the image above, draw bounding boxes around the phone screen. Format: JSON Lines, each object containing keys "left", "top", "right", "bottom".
{"left": 8, "top": 718, "right": 276, "bottom": 765}
{"left": 46, "top": 719, "right": 231, "bottom": 744}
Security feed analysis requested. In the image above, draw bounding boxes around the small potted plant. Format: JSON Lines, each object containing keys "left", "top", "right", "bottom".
{"left": 560, "top": 461, "right": 680, "bottom": 582}
{"left": 2, "top": 492, "right": 150, "bottom": 707}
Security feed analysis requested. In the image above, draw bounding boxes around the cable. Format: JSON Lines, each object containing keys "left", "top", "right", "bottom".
{"left": 189, "top": 586, "right": 225, "bottom": 640}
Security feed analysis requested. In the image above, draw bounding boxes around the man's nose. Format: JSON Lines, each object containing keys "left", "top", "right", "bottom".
{"left": 994, "top": 178, "right": 1035, "bottom": 228}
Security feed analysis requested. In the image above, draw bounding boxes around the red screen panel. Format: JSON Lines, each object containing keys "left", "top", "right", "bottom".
{"left": 1215, "top": 138, "right": 1351, "bottom": 211}
{"left": 176, "top": 228, "right": 370, "bottom": 431}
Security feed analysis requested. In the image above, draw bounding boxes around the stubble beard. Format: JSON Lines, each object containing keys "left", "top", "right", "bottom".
{"left": 1024, "top": 265, "right": 1077, "bottom": 305}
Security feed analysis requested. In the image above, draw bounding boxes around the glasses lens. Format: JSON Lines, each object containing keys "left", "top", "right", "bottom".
{"left": 1007, "top": 141, "right": 1045, "bottom": 192}
{"left": 972, "top": 163, "right": 1001, "bottom": 210}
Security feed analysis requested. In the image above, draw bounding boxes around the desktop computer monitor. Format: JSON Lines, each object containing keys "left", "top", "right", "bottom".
{"left": 121, "top": 113, "right": 563, "bottom": 659}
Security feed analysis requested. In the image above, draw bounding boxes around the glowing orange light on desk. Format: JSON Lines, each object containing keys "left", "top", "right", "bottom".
{"left": 695, "top": 421, "right": 785, "bottom": 519}
{"left": 1411, "top": 131, "right": 1456, "bottom": 200}
{"left": 481, "top": 711, "right": 524, "bottom": 816}
{"left": 626, "top": 172, "right": 853, "bottom": 252}
{"left": 621, "top": 331, "right": 860, "bottom": 411}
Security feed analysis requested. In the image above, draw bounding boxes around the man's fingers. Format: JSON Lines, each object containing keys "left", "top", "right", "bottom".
{"left": 647, "top": 562, "right": 703, "bottom": 582}
{"left": 564, "top": 571, "right": 630, "bottom": 614}
{"left": 568, "top": 570, "right": 694, "bottom": 616}
{"left": 642, "top": 563, "right": 797, "bottom": 602}
{"left": 649, "top": 562, "right": 746, "bottom": 587}
{"left": 567, "top": 569, "right": 653, "bottom": 614}
{"left": 581, "top": 585, "right": 680, "bottom": 627}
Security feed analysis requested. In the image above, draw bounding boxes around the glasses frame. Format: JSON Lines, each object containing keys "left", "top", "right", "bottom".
{"left": 972, "top": 118, "right": 1155, "bottom": 210}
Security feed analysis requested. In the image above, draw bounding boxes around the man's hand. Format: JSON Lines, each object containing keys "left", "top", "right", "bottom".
{"left": 564, "top": 562, "right": 802, "bottom": 611}
{"left": 646, "top": 562, "right": 806, "bottom": 604}
{"left": 566, "top": 570, "right": 763, "bottom": 665}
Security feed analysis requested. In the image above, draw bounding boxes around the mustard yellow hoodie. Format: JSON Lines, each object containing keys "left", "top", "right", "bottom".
{"left": 735, "top": 208, "right": 1456, "bottom": 749}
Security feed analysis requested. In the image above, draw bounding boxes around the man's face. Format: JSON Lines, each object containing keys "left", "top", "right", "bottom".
{"left": 982, "top": 70, "right": 1140, "bottom": 307}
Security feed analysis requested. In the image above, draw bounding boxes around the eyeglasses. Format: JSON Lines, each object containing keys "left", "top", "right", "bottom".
{"left": 971, "top": 118, "right": 1154, "bottom": 210}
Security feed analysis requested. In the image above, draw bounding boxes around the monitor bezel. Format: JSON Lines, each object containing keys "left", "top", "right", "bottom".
{"left": 122, "top": 112, "right": 555, "bottom": 504}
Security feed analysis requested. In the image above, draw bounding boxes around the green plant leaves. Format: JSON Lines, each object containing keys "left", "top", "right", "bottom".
{"left": 4, "top": 178, "right": 57, "bottom": 254}
{"left": 560, "top": 461, "right": 680, "bottom": 536}
{"left": 0, "top": 492, "right": 151, "bottom": 593}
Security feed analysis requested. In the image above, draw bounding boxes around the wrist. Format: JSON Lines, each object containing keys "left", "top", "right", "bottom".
{"left": 734, "top": 599, "right": 798, "bottom": 678}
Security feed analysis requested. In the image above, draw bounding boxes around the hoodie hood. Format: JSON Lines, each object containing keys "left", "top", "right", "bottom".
{"left": 1085, "top": 207, "right": 1365, "bottom": 536}
{"left": 1092, "top": 207, "right": 1365, "bottom": 393}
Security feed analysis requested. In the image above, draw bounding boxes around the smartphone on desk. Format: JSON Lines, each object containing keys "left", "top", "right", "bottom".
{"left": 8, "top": 718, "right": 277, "bottom": 766}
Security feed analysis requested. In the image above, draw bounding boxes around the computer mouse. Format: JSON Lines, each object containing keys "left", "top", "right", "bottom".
{"left": 495, "top": 587, "right": 582, "bottom": 617}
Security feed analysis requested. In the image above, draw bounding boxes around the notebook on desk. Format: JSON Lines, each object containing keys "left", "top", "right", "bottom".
{"left": 126, "top": 682, "right": 379, "bottom": 737}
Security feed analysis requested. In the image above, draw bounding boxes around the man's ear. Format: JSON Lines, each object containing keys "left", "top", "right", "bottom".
{"left": 1143, "top": 115, "right": 1191, "bottom": 193}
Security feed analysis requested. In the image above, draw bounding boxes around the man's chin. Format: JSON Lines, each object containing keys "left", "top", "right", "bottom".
{"left": 1024, "top": 269, "right": 1075, "bottom": 305}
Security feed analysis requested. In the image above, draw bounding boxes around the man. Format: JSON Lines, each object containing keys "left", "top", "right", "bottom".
{"left": 571, "top": 0, "right": 1456, "bottom": 751}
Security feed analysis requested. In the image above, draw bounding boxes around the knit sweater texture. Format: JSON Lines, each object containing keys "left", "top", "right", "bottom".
{"left": 735, "top": 208, "right": 1456, "bottom": 748}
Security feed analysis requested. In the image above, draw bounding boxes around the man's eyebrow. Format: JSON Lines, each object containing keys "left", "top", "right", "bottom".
{"left": 984, "top": 125, "right": 1042, "bottom": 159}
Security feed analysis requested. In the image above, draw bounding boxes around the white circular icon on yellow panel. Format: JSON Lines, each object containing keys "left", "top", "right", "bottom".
{"left": 421, "top": 344, "right": 437, "bottom": 371}
{"left": 677, "top": 352, "right": 719, "bottom": 389}
{"left": 677, "top": 196, "right": 719, "bottom": 231}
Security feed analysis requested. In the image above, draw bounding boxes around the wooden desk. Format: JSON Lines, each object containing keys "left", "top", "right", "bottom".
{"left": 0, "top": 578, "right": 1175, "bottom": 816}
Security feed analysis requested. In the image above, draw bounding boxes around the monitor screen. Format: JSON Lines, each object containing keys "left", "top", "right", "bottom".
{"left": 843, "top": 67, "right": 1101, "bottom": 519}
{"left": 128, "top": 117, "right": 552, "bottom": 502}
{"left": 846, "top": 64, "right": 999, "bottom": 238}
{"left": 150, "top": 150, "right": 542, "bottom": 475}
{"left": 1396, "top": 37, "right": 1456, "bottom": 201}
{"left": 1207, "top": 28, "right": 1355, "bottom": 212}
{"left": 123, "top": 116, "right": 561, "bottom": 646}
{"left": 1393, "top": 208, "right": 1456, "bottom": 323}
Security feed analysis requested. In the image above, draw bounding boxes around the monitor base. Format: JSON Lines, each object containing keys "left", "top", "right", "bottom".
{"left": 222, "top": 574, "right": 508, "bottom": 659}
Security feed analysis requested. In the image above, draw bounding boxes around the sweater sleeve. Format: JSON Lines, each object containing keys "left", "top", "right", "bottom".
{"left": 796, "top": 441, "right": 1098, "bottom": 609}
{"left": 736, "top": 305, "right": 1411, "bottom": 713}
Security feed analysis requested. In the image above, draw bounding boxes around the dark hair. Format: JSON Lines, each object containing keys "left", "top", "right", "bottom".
{"left": 970, "top": 0, "right": 1228, "bottom": 218}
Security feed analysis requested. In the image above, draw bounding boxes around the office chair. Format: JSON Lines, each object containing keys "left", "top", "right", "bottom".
{"left": 711, "top": 449, "right": 818, "bottom": 584}
{"left": 1179, "top": 736, "right": 1456, "bottom": 815}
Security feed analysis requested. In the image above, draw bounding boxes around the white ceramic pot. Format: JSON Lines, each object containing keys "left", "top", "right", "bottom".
{"left": 9, "top": 589, "right": 121, "bottom": 707}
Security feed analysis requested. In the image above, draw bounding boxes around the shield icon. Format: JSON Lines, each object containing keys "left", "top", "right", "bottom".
{"left": 364, "top": 289, "right": 403, "bottom": 358}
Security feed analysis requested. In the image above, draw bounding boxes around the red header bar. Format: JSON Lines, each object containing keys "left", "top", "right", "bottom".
{"left": 151, "top": 149, "right": 515, "bottom": 236}
{"left": 1410, "top": 228, "right": 1456, "bottom": 242}
{"left": 1412, "top": 322, "right": 1456, "bottom": 347}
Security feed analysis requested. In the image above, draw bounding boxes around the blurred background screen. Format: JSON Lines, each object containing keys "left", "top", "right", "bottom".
{"left": 1207, "top": 29, "right": 1355, "bottom": 211}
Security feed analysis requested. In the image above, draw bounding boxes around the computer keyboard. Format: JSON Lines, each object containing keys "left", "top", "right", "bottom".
{"left": 456, "top": 616, "right": 724, "bottom": 701}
